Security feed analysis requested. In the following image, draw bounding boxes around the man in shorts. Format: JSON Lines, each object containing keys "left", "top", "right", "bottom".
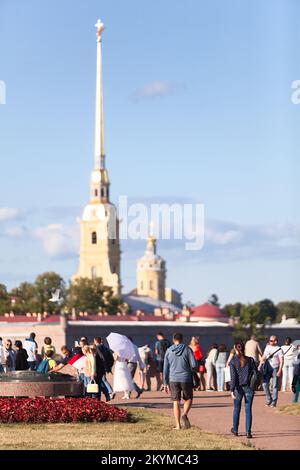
{"left": 163, "top": 332, "right": 196, "bottom": 430}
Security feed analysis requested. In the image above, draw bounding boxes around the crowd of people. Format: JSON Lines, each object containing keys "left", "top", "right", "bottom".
{"left": 0, "top": 331, "right": 299, "bottom": 436}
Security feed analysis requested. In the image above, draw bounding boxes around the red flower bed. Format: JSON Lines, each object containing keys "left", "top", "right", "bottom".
{"left": 0, "top": 398, "right": 129, "bottom": 424}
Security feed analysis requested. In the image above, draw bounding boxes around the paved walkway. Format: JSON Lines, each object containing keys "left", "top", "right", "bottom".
{"left": 111, "top": 390, "right": 300, "bottom": 450}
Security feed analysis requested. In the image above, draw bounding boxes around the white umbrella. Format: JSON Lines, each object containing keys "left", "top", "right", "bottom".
{"left": 106, "top": 333, "right": 136, "bottom": 360}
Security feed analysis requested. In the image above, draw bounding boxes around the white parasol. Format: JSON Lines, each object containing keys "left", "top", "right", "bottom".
{"left": 106, "top": 333, "right": 136, "bottom": 360}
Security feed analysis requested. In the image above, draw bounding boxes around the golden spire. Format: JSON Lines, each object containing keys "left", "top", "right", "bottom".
{"left": 146, "top": 222, "right": 157, "bottom": 254}
{"left": 94, "top": 19, "right": 105, "bottom": 170}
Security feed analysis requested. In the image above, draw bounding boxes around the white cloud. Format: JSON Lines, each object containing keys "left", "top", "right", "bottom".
{"left": 132, "top": 81, "right": 178, "bottom": 101}
{"left": 0, "top": 207, "right": 21, "bottom": 222}
{"left": 32, "top": 224, "right": 79, "bottom": 259}
{"left": 205, "top": 227, "right": 243, "bottom": 245}
{"left": 3, "top": 226, "right": 26, "bottom": 238}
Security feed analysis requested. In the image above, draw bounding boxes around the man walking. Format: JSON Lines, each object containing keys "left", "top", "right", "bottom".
{"left": 245, "top": 335, "right": 263, "bottom": 390}
{"left": 163, "top": 332, "right": 196, "bottom": 430}
{"left": 259, "top": 335, "right": 284, "bottom": 407}
{"left": 245, "top": 335, "right": 263, "bottom": 365}
{"left": 155, "top": 332, "right": 171, "bottom": 391}
{"left": 127, "top": 337, "right": 145, "bottom": 399}
{"left": 94, "top": 337, "right": 116, "bottom": 400}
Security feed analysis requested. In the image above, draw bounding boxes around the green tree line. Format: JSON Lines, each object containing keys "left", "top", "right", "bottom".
{"left": 224, "top": 299, "right": 300, "bottom": 341}
{"left": 0, "top": 272, "right": 130, "bottom": 316}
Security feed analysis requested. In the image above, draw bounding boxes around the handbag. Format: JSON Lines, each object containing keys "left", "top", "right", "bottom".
{"left": 86, "top": 379, "right": 99, "bottom": 394}
{"left": 262, "top": 347, "right": 282, "bottom": 379}
{"left": 224, "top": 366, "right": 231, "bottom": 383}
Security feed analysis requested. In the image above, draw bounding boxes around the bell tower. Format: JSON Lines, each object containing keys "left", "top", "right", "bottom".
{"left": 73, "top": 20, "right": 121, "bottom": 296}
{"left": 137, "top": 228, "right": 166, "bottom": 301}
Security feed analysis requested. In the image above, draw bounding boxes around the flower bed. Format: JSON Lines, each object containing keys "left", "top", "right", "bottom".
{"left": 0, "top": 398, "right": 129, "bottom": 423}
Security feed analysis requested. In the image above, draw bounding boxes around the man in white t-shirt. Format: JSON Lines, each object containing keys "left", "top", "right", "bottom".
{"left": 23, "top": 332, "right": 38, "bottom": 370}
{"left": 259, "top": 336, "right": 283, "bottom": 407}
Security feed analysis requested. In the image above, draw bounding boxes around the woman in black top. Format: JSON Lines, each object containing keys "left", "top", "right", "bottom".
{"left": 14, "top": 340, "right": 29, "bottom": 371}
{"left": 230, "top": 341, "right": 257, "bottom": 438}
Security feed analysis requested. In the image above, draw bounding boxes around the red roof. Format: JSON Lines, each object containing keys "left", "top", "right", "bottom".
{"left": 0, "top": 315, "right": 60, "bottom": 323}
{"left": 72, "top": 315, "right": 177, "bottom": 322}
{"left": 191, "top": 303, "right": 227, "bottom": 319}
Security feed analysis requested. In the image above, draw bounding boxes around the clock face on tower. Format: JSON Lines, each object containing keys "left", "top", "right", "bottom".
{"left": 92, "top": 171, "right": 101, "bottom": 183}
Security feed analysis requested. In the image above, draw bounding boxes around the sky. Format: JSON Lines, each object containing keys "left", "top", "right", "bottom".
{"left": 0, "top": 0, "right": 299, "bottom": 306}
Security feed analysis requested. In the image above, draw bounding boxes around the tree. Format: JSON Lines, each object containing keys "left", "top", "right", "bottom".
{"left": 254, "top": 299, "right": 277, "bottom": 324}
{"left": 223, "top": 302, "right": 243, "bottom": 318}
{"left": 34, "top": 272, "right": 66, "bottom": 314}
{"left": 0, "top": 283, "right": 9, "bottom": 315}
{"left": 208, "top": 294, "right": 220, "bottom": 306}
{"left": 228, "top": 299, "right": 277, "bottom": 342}
{"left": 9, "top": 282, "right": 37, "bottom": 314}
{"left": 66, "top": 277, "right": 127, "bottom": 315}
{"left": 276, "top": 301, "right": 300, "bottom": 323}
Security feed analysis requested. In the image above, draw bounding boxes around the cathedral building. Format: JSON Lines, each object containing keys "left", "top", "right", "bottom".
{"left": 73, "top": 20, "right": 121, "bottom": 296}
{"left": 137, "top": 232, "right": 166, "bottom": 301}
{"left": 74, "top": 20, "right": 181, "bottom": 312}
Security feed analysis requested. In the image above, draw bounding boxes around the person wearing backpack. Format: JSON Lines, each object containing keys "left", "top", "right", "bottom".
{"left": 258, "top": 336, "right": 284, "bottom": 407}
{"left": 155, "top": 332, "right": 171, "bottom": 390}
{"left": 37, "top": 350, "right": 56, "bottom": 373}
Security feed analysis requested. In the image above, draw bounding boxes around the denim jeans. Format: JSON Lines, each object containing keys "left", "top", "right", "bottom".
{"left": 127, "top": 362, "right": 142, "bottom": 394}
{"left": 216, "top": 366, "right": 225, "bottom": 391}
{"left": 102, "top": 374, "right": 113, "bottom": 394}
{"left": 292, "top": 381, "right": 300, "bottom": 404}
{"left": 27, "top": 361, "right": 36, "bottom": 371}
{"left": 97, "top": 376, "right": 111, "bottom": 401}
{"left": 263, "top": 366, "right": 279, "bottom": 405}
{"left": 233, "top": 385, "right": 254, "bottom": 434}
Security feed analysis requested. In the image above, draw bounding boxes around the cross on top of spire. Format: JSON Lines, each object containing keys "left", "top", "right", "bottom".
{"left": 95, "top": 19, "right": 105, "bottom": 40}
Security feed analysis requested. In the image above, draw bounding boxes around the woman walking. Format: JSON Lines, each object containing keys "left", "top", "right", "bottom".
{"left": 230, "top": 341, "right": 257, "bottom": 438}
{"left": 205, "top": 344, "right": 218, "bottom": 391}
{"left": 113, "top": 353, "right": 134, "bottom": 399}
{"left": 215, "top": 344, "right": 228, "bottom": 391}
{"left": 281, "top": 337, "right": 296, "bottom": 392}
{"left": 189, "top": 337, "right": 205, "bottom": 390}
{"left": 82, "top": 345, "right": 97, "bottom": 397}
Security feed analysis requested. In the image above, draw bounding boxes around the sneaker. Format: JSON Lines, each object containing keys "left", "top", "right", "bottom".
{"left": 265, "top": 401, "right": 272, "bottom": 407}
{"left": 270, "top": 402, "right": 276, "bottom": 408}
{"left": 231, "top": 428, "right": 238, "bottom": 436}
{"left": 246, "top": 432, "right": 253, "bottom": 438}
{"left": 109, "top": 392, "right": 116, "bottom": 400}
{"left": 181, "top": 414, "right": 191, "bottom": 429}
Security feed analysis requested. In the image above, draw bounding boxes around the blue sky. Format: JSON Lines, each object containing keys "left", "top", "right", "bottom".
{"left": 0, "top": 0, "right": 299, "bottom": 305}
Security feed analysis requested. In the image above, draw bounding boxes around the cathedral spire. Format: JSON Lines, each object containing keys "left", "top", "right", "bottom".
{"left": 94, "top": 19, "right": 105, "bottom": 170}
{"left": 91, "top": 19, "right": 110, "bottom": 203}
